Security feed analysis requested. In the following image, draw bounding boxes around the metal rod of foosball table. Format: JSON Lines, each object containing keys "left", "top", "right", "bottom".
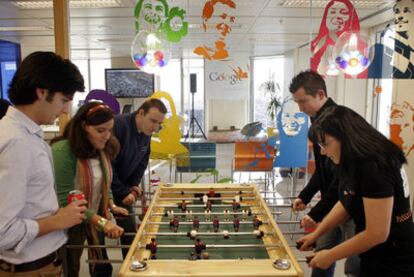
{"left": 140, "top": 203, "right": 292, "bottom": 208}
{"left": 137, "top": 244, "right": 283, "bottom": 249}
{"left": 158, "top": 197, "right": 256, "bottom": 201}
{"left": 66, "top": 245, "right": 131, "bottom": 249}
{"left": 147, "top": 221, "right": 269, "bottom": 225}
{"left": 144, "top": 231, "right": 273, "bottom": 236}
{"left": 152, "top": 212, "right": 259, "bottom": 216}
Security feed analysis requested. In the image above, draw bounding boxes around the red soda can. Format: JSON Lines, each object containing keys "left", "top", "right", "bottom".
{"left": 67, "top": 190, "right": 85, "bottom": 204}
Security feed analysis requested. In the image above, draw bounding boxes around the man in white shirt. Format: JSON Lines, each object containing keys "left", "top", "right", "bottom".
{"left": 0, "top": 51, "right": 87, "bottom": 276}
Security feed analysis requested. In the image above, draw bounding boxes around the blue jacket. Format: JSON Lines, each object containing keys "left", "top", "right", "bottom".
{"left": 111, "top": 113, "right": 150, "bottom": 202}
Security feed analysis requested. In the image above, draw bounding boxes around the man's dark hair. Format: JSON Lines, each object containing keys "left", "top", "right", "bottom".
{"left": 51, "top": 101, "right": 119, "bottom": 160}
{"left": 289, "top": 70, "right": 327, "bottom": 97}
{"left": 0, "top": 99, "right": 11, "bottom": 119}
{"left": 8, "top": 51, "right": 85, "bottom": 105}
{"left": 137, "top": 98, "right": 168, "bottom": 115}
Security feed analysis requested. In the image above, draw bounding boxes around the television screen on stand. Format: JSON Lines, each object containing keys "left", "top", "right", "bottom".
{"left": 105, "top": 68, "right": 154, "bottom": 98}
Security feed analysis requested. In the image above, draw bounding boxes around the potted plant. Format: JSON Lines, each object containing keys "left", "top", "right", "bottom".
{"left": 259, "top": 72, "right": 281, "bottom": 131}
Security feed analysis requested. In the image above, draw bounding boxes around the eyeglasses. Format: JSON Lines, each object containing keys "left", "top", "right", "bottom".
{"left": 86, "top": 104, "right": 110, "bottom": 117}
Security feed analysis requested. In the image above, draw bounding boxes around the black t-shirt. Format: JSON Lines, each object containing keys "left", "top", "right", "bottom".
{"left": 338, "top": 161, "right": 413, "bottom": 260}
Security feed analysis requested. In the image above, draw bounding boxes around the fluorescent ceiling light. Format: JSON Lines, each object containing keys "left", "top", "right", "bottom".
{"left": 279, "top": 0, "right": 389, "bottom": 8}
{"left": 12, "top": 0, "right": 123, "bottom": 9}
{"left": 0, "top": 26, "right": 52, "bottom": 31}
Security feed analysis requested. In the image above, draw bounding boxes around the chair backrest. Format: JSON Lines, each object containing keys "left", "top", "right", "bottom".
{"left": 234, "top": 141, "right": 274, "bottom": 171}
{"left": 176, "top": 142, "right": 216, "bottom": 172}
{"left": 85, "top": 89, "right": 120, "bottom": 114}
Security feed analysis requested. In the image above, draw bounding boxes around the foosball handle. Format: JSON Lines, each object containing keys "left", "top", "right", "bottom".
{"left": 296, "top": 241, "right": 317, "bottom": 250}
{"left": 306, "top": 255, "right": 314, "bottom": 264}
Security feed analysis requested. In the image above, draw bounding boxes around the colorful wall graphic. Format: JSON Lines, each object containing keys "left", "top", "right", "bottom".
{"left": 275, "top": 98, "right": 309, "bottom": 168}
{"left": 368, "top": 0, "right": 414, "bottom": 79}
{"left": 134, "top": 0, "right": 188, "bottom": 43}
{"left": 390, "top": 101, "right": 414, "bottom": 156}
{"left": 193, "top": 0, "right": 236, "bottom": 61}
{"left": 311, "top": 0, "right": 360, "bottom": 75}
{"left": 150, "top": 91, "right": 188, "bottom": 159}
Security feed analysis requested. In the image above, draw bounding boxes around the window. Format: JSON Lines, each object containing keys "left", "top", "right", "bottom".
{"left": 159, "top": 59, "right": 182, "bottom": 112}
{"left": 253, "top": 56, "right": 284, "bottom": 127}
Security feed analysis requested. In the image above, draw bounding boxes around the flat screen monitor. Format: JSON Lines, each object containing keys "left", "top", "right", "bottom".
{"left": 105, "top": 68, "right": 154, "bottom": 98}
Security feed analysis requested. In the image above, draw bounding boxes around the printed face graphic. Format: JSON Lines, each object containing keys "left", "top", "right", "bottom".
{"left": 326, "top": 2, "right": 350, "bottom": 32}
{"left": 215, "top": 3, "right": 235, "bottom": 37}
{"left": 281, "top": 100, "right": 306, "bottom": 137}
{"left": 390, "top": 101, "right": 414, "bottom": 156}
{"left": 394, "top": 0, "right": 414, "bottom": 33}
{"left": 142, "top": 0, "right": 166, "bottom": 28}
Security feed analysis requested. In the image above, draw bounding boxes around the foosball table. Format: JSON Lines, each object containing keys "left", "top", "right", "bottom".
{"left": 119, "top": 183, "right": 303, "bottom": 277}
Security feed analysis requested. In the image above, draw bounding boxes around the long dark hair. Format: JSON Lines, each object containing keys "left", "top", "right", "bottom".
{"left": 309, "top": 105, "right": 406, "bottom": 177}
{"left": 51, "top": 102, "right": 119, "bottom": 159}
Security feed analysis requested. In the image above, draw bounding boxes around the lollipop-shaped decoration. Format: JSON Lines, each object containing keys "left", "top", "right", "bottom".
{"left": 333, "top": 32, "right": 374, "bottom": 76}
{"left": 131, "top": 30, "right": 171, "bottom": 74}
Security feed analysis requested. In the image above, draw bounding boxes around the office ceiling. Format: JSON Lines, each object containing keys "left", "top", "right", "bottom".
{"left": 0, "top": 0, "right": 395, "bottom": 60}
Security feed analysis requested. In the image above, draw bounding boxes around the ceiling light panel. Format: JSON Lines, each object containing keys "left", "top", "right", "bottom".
{"left": 12, "top": 0, "right": 123, "bottom": 9}
{"left": 278, "top": 0, "right": 390, "bottom": 9}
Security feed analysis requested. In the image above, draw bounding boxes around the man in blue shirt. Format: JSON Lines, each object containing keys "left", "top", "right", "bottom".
{"left": 111, "top": 98, "right": 166, "bottom": 257}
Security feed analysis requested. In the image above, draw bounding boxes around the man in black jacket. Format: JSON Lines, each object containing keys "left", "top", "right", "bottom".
{"left": 290, "top": 70, "right": 359, "bottom": 277}
{"left": 112, "top": 98, "right": 167, "bottom": 258}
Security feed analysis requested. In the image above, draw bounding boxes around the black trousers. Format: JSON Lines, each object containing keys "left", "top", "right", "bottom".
{"left": 114, "top": 203, "right": 136, "bottom": 259}
{"left": 61, "top": 223, "right": 112, "bottom": 277}
{"left": 360, "top": 256, "right": 414, "bottom": 277}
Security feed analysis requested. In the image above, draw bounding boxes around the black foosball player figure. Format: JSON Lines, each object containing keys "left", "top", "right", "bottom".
{"left": 192, "top": 216, "right": 200, "bottom": 231}
{"left": 146, "top": 238, "right": 158, "bottom": 259}
{"left": 232, "top": 199, "right": 241, "bottom": 212}
{"left": 252, "top": 215, "right": 263, "bottom": 230}
{"left": 213, "top": 215, "right": 220, "bottom": 232}
{"left": 233, "top": 215, "right": 240, "bottom": 232}
{"left": 170, "top": 216, "right": 179, "bottom": 232}
{"left": 194, "top": 238, "right": 206, "bottom": 259}
{"left": 179, "top": 200, "right": 187, "bottom": 212}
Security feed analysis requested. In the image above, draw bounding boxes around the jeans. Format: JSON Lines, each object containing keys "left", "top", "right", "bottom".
{"left": 114, "top": 203, "right": 136, "bottom": 259}
{"left": 312, "top": 219, "right": 360, "bottom": 277}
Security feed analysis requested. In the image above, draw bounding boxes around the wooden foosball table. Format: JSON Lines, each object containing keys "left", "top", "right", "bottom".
{"left": 119, "top": 183, "right": 303, "bottom": 277}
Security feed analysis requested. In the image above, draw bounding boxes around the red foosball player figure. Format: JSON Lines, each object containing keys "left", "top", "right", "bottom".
{"left": 213, "top": 215, "right": 220, "bottom": 232}
{"left": 252, "top": 215, "right": 263, "bottom": 230}
{"left": 204, "top": 209, "right": 211, "bottom": 221}
{"left": 205, "top": 200, "right": 212, "bottom": 210}
{"left": 194, "top": 238, "right": 206, "bottom": 259}
{"left": 179, "top": 200, "right": 187, "bottom": 212}
{"left": 145, "top": 238, "right": 157, "bottom": 259}
{"left": 170, "top": 216, "right": 180, "bottom": 232}
{"left": 232, "top": 199, "right": 241, "bottom": 211}
{"left": 233, "top": 215, "right": 240, "bottom": 232}
{"left": 208, "top": 187, "right": 215, "bottom": 198}
{"left": 192, "top": 216, "right": 200, "bottom": 231}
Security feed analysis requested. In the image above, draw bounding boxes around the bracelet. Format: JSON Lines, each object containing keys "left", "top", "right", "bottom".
{"left": 96, "top": 217, "right": 108, "bottom": 231}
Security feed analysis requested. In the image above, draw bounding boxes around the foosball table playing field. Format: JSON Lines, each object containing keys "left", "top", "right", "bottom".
{"left": 119, "top": 183, "right": 303, "bottom": 277}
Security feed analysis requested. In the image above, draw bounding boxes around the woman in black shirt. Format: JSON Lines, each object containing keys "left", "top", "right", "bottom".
{"left": 297, "top": 106, "right": 413, "bottom": 276}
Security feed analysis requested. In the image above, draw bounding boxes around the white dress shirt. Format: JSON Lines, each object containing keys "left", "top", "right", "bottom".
{"left": 0, "top": 107, "right": 66, "bottom": 264}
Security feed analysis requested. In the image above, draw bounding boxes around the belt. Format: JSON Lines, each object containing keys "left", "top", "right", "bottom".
{"left": 0, "top": 251, "right": 59, "bottom": 273}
